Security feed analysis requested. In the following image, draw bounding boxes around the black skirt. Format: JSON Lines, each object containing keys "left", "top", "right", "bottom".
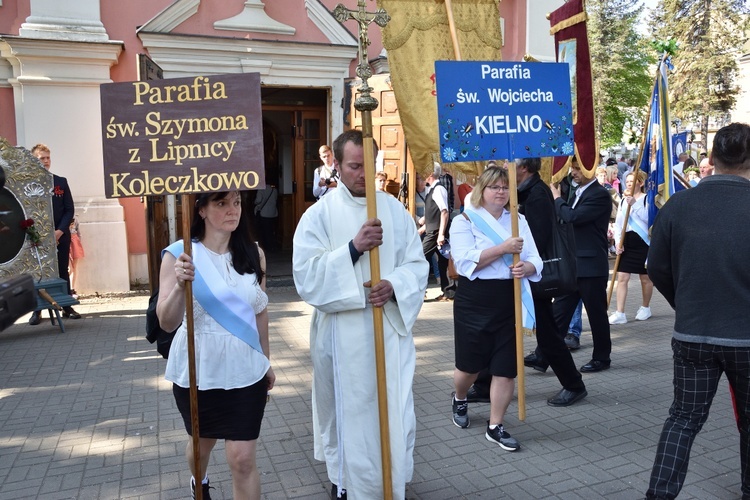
{"left": 453, "top": 276, "right": 517, "bottom": 378}
{"left": 618, "top": 231, "right": 649, "bottom": 275}
{"left": 173, "top": 377, "right": 268, "bottom": 441}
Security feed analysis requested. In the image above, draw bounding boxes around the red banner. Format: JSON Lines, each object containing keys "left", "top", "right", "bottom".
{"left": 549, "top": 0, "right": 598, "bottom": 181}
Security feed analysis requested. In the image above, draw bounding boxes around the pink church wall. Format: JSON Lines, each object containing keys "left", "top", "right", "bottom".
{"left": 0, "top": 88, "right": 17, "bottom": 145}
{"left": 0, "top": 0, "right": 30, "bottom": 145}
{"left": 100, "top": 1, "right": 169, "bottom": 83}
{"left": 174, "top": 0, "right": 325, "bottom": 44}
{"left": 0, "top": 0, "right": 29, "bottom": 35}
{"left": 500, "top": 0, "right": 527, "bottom": 62}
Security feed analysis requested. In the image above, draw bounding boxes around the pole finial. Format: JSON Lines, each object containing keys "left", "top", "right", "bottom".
{"left": 333, "top": 1, "right": 390, "bottom": 112}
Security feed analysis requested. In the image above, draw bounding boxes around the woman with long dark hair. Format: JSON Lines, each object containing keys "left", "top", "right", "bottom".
{"left": 157, "top": 191, "right": 274, "bottom": 500}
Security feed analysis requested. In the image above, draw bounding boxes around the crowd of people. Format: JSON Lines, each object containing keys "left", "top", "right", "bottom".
{"left": 142, "top": 123, "right": 747, "bottom": 499}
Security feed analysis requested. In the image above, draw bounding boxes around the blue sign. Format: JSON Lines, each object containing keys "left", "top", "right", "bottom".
{"left": 435, "top": 61, "right": 574, "bottom": 162}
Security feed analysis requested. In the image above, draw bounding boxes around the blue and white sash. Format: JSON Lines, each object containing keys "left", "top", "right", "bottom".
{"left": 464, "top": 208, "right": 536, "bottom": 330}
{"left": 164, "top": 240, "right": 263, "bottom": 354}
{"left": 621, "top": 198, "right": 650, "bottom": 246}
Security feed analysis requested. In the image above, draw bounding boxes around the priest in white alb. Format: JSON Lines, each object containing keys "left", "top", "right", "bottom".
{"left": 293, "top": 130, "right": 428, "bottom": 500}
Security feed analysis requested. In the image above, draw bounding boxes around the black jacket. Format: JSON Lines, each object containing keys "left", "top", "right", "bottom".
{"left": 52, "top": 174, "right": 74, "bottom": 234}
{"left": 517, "top": 173, "right": 555, "bottom": 254}
{"left": 648, "top": 174, "right": 750, "bottom": 346}
{"left": 554, "top": 180, "right": 610, "bottom": 278}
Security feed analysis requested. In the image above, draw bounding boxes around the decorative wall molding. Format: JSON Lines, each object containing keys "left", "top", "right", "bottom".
{"left": 136, "top": 0, "right": 200, "bottom": 34}
{"left": 139, "top": 32, "right": 355, "bottom": 81}
{"left": 306, "top": 0, "right": 356, "bottom": 45}
{"left": 214, "top": 0, "right": 295, "bottom": 35}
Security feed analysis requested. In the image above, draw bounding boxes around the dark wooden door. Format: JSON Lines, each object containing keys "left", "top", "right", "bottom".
{"left": 139, "top": 54, "right": 186, "bottom": 294}
{"left": 292, "top": 109, "right": 327, "bottom": 221}
{"left": 349, "top": 74, "right": 415, "bottom": 214}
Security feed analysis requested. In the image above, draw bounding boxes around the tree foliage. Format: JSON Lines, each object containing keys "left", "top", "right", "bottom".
{"left": 649, "top": 0, "right": 750, "bottom": 148}
{"left": 587, "top": 0, "right": 654, "bottom": 149}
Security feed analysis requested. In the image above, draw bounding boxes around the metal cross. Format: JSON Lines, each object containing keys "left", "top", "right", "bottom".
{"left": 333, "top": 0, "right": 390, "bottom": 112}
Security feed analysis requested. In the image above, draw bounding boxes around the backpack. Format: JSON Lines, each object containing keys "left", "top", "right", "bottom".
{"left": 145, "top": 288, "right": 179, "bottom": 359}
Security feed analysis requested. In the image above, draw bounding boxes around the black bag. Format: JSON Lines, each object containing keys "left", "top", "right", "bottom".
{"left": 531, "top": 221, "right": 578, "bottom": 299}
{"left": 145, "top": 288, "right": 179, "bottom": 359}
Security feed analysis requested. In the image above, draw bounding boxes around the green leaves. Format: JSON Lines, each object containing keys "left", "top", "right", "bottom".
{"left": 651, "top": 38, "right": 679, "bottom": 56}
{"left": 648, "top": 0, "right": 750, "bottom": 149}
{"left": 587, "top": 0, "right": 652, "bottom": 149}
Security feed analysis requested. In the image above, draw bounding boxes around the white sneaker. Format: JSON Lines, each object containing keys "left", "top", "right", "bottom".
{"left": 635, "top": 306, "right": 652, "bottom": 321}
{"left": 608, "top": 311, "right": 627, "bottom": 324}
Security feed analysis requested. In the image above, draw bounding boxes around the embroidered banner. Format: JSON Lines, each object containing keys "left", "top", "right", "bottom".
{"left": 549, "top": 0, "right": 598, "bottom": 182}
{"left": 378, "top": 0, "right": 502, "bottom": 175}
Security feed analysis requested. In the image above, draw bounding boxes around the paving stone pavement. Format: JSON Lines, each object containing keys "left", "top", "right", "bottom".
{"left": 0, "top": 276, "right": 743, "bottom": 499}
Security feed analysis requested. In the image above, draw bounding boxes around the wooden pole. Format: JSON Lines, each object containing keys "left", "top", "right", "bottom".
{"left": 633, "top": 53, "right": 670, "bottom": 173}
{"left": 444, "top": 0, "right": 462, "bottom": 61}
{"left": 607, "top": 201, "right": 631, "bottom": 309}
{"left": 506, "top": 164, "right": 526, "bottom": 421}
{"left": 361, "top": 113, "right": 393, "bottom": 500}
{"left": 181, "top": 194, "right": 203, "bottom": 500}
{"left": 674, "top": 171, "right": 692, "bottom": 190}
{"left": 331, "top": 2, "right": 393, "bottom": 497}
{"left": 444, "top": 0, "right": 525, "bottom": 420}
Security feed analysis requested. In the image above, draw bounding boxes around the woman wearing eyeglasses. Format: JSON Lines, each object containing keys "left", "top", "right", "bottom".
{"left": 448, "top": 166, "right": 542, "bottom": 451}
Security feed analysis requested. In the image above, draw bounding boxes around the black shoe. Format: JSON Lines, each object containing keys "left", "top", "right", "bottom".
{"left": 564, "top": 334, "right": 580, "bottom": 350}
{"left": 191, "top": 478, "right": 213, "bottom": 500}
{"left": 28, "top": 311, "right": 41, "bottom": 326}
{"left": 331, "top": 483, "right": 348, "bottom": 499}
{"left": 451, "top": 392, "right": 470, "bottom": 428}
{"left": 580, "top": 359, "right": 611, "bottom": 373}
{"left": 547, "top": 387, "right": 588, "bottom": 407}
{"left": 523, "top": 352, "right": 549, "bottom": 373}
{"left": 485, "top": 421, "right": 520, "bottom": 451}
{"left": 62, "top": 307, "right": 81, "bottom": 319}
{"left": 466, "top": 385, "right": 490, "bottom": 404}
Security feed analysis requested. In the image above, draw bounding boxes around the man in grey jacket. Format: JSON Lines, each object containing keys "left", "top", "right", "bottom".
{"left": 646, "top": 122, "right": 750, "bottom": 499}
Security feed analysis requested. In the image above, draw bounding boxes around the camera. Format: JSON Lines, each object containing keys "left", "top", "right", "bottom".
{"left": 324, "top": 168, "right": 338, "bottom": 186}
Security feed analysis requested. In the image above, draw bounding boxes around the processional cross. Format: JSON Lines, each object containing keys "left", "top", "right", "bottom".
{"left": 332, "top": 2, "right": 394, "bottom": 499}
{"left": 333, "top": 1, "right": 390, "bottom": 112}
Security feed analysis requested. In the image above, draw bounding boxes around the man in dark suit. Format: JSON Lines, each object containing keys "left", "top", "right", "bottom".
{"left": 29, "top": 144, "right": 81, "bottom": 325}
{"left": 550, "top": 157, "right": 612, "bottom": 372}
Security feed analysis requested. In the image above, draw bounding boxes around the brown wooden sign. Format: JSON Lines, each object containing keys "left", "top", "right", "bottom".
{"left": 101, "top": 73, "right": 264, "bottom": 198}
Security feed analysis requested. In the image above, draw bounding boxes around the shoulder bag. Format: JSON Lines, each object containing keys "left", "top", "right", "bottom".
{"left": 531, "top": 220, "right": 578, "bottom": 299}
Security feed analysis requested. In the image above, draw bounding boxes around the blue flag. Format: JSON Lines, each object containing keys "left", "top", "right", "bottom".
{"left": 638, "top": 55, "right": 674, "bottom": 229}
{"left": 672, "top": 131, "right": 688, "bottom": 166}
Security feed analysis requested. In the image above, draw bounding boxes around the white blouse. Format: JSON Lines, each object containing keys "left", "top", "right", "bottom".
{"left": 165, "top": 250, "right": 270, "bottom": 390}
{"left": 613, "top": 194, "right": 648, "bottom": 247}
{"left": 451, "top": 207, "right": 543, "bottom": 281}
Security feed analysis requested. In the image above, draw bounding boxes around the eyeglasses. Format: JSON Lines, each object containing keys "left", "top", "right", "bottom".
{"left": 485, "top": 185, "right": 510, "bottom": 192}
